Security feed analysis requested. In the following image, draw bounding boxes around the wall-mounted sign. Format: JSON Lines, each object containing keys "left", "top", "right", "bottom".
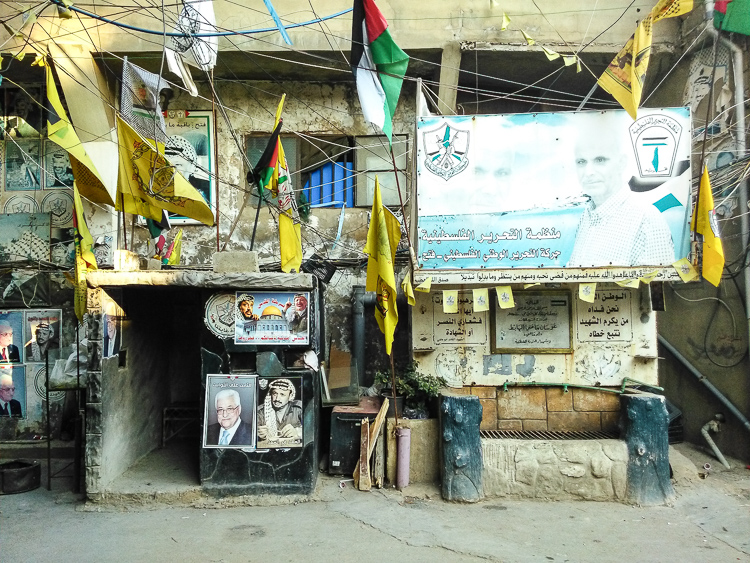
{"left": 491, "top": 291, "right": 572, "bottom": 353}
{"left": 430, "top": 291, "right": 488, "bottom": 346}
{"left": 203, "top": 374, "right": 257, "bottom": 450}
{"left": 164, "top": 110, "right": 216, "bottom": 224}
{"left": 577, "top": 290, "right": 633, "bottom": 342}
{"left": 416, "top": 108, "right": 691, "bottom": 272}
{"left": 234, "top": 291, "right": 309, "bottom": 346}
{"left": 203, "top": 292, "right": 236, "bottom": 339}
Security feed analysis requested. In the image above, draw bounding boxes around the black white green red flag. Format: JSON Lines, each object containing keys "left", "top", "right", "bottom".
{"left": 351, "top": 0, "right": 409, "bottom": 143}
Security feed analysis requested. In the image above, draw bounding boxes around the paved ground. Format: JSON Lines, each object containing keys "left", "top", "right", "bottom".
{"left": 1, "top": 443, "right": 749, "bottom": 563}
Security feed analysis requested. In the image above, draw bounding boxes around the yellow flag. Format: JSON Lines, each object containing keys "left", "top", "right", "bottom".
{"left": 415, "top": 277, "right": 432, "bottom": 292}
{"left": 672, "top": 257, "right": 699, "bottom": 283}
{"left": 443, "top": 290, "right": 458, "bottom": 313}
{"left": 363, "top": 178, "right": 401, "bottom": 355}
{"left": 579, "top": 283, "right": 596, "bottom": 303}
{"left": 47, "top": 64, "right": 115, "bottom": 206}
{"left": 615, "top": 278, "right": 640, "bottom": 288}
{"left": 116, "top": 116, "right": 214, "bottom": 226}
{"left": 598, "top": 0, "right": 693, "bottom": 119}
{"left": 496, "top": 285, "right": 515, "bottom": 309}
{"left": 473, "top": 288, "right": 489, "bottom": 312}
{"left": 692, "top": 166, "right": 724, "bottom": 286}
{"left": 166, "top": 229, "right": 183, "bottom": 266}
{"left": 401, "top": 277, "right": 415, "bottom": 306}
{"left": 72, "top": 183, "right": 97, "bottom": 321}
{"left": 274, "top": 104, "right": 303, "bottom": 273}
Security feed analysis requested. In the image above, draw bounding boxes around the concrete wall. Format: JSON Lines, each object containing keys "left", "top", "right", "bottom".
{"left": 412, "top": 283, "right": 658, "bottom": 388}
{"left": 97, "top": 289, "right": 171, "bottom": 489}
{"left": 482, "top": 438, "right": 628, "bottom": 500}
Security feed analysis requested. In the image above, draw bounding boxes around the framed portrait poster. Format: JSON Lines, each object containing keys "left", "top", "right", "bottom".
{"left": 257, "top": 376, "right": 303, "bottom": 449}
{"left": 490, "top": 291, "right": 573, "bottom": 354}
{"left": 23, "top": 309, "right": 62, "bottom": 363}
{"left": 0, "top": 365, "right": 26, "bottom": 418}
{"left": 0, "top": 310, "right": 25, "bottom": 364}
{"left": 203, "top": 374, "right": 257, "bottom": 450}
{"left": 234, "top": 291, "right": 310, "bottom": 346}
{"left": 164, "top": 110, "right": 215, "bottom": 224}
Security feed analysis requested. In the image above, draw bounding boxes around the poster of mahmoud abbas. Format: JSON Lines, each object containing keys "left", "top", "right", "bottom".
{"left": 234, "top": 291, "right": 310, "bottom": 346}
{"left": 416, "top": 108, "right": 692, "bottom": 272}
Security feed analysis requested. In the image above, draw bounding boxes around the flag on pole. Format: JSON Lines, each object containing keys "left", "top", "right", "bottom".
{"left": 350, "top": 0, "right": 410, "bottom": 143}
{"left": 164, "top": 229, "right": 184, "bottom": 266}
{"left": 253, "top": 95, "right": 303, "bottom": 273}
{"left": 72, "top": 183, "right": 97, "bottom": 321}
{"left": 364, "top": 177, "right": 401, "bottom": 354}
{"left": 714, "top": 0, "right": 750, "bottom": 35}
{"left": 598, "top": 0, "right": 693, "bottom": 119}
{"left": 692, "top": 166, "right": 724, "bottom": 286}
{"left": 46, "top": 63, "right": 115, "bottom": 206}
{"left": 116, "top": 116, "right": 214, "bottom": 226}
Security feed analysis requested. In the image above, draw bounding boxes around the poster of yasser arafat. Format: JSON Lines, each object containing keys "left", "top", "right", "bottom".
{"left": 416, "top": 108, "right": 691, "bottom": 271}
{"left": 234, "top": 291, "right": 310, "bottom": 345}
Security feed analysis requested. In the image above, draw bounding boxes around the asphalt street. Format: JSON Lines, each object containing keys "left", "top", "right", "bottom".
{"left": 1, "top": 443, "right": 748, "bottom": 563}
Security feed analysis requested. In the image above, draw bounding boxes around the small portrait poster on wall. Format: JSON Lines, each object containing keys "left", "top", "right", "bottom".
{"left": 256, "top": 377, "right": 303, "bottom": 449}
{"left": 23, "top": 310, "right": 62, "bottom": 363}
{"left": 0, "top": 365, "right": 25, "bottom": 418}
{"left": 203, "top": 374, "right": 257, "bottom": 450}
{"left": 0, "top": 310, "right": 24, "bottom": 364}
{"left": 234, "top": 291, "right": 310, "bottom": 345}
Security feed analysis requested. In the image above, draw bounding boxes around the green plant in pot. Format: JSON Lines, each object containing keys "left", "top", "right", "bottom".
{"left": 375, "top": 361, "right": 447, "bottom": 419}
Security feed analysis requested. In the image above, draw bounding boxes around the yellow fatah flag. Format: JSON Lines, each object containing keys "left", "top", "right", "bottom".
{"left": 364, "top": 178, "right": 401, "bottom": 355}
{"left": 598, "top": 0, "right": 693, "bottom": 119}
{"left": 496, "top": 285, "right": 515, "bottom": 309}
{"left": 692, "top": 166, "right": 724, "bottom": 286}
{"left": 72, "top": 183, "right": 98, "bottom": 321}
{"left": 579, "top": 283, "right": 596, "bottom": 303}
{"left": 443, "top": 290, "right": 458, "bottom": 313}
{"left": 401, "top": 277, "right": 415, "bottom": 306}
{"left": 116, "top": 116, "right": 214, "bottom": 226}
{"left": 273, "top": 100, "right": 303, "bottom": 273}
{"left": 47, "top": 63, "right": 114, "bottom": 206}
{"left": 166, "top": 229, "right": 183, "bottom": 266}
{"left": 473, "top": 288, "right": 489, "bottom": 312}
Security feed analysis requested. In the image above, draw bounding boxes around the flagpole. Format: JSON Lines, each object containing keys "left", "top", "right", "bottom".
{"left": 389, "top": 350, "right": 399, "bottom": 424}
{"left": 212, "top": 68, "right": 220, "bottom": 252}
{"left": 695, "top": 17, "right": 724, "bottom": 246}
{"left": 390, "top": 146, "right": 416, "bottom": 285}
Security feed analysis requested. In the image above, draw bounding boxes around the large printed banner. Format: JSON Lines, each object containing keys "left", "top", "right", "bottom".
{"left": 416, "top": 108, "right": 692, "bottom": 272}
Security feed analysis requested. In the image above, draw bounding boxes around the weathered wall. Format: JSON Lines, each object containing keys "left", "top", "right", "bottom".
{"left": 412, "top": 283, "right": 658, "bottom": 388}
{"left": 482, "top": 438, "right": 628, "bottom": 500}
{"left": 97, "top": 289, "right": 170, "bottom": 489}
{"left": 654, "top": 14, "right": 750, "bottom": 462}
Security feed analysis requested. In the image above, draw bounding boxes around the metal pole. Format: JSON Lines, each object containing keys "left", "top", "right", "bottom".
{"left": 45, "top": 349, "right": 51, "bottom": 490}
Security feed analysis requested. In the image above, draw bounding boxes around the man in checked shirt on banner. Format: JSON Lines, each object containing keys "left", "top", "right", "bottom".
{"left": 567, "top": 115, "right": 675, "bottom": 268}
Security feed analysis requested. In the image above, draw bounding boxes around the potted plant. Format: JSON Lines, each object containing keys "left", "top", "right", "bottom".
{"left": 375, "top": 361, "right": 447, "bottom": 419}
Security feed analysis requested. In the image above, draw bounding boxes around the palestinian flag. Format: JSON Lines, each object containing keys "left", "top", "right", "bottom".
{"left": 251, "top": 95, "right": 303, "bottom": 274}
{"left": 351, "top": 0, "right": 409, "bottom": 143}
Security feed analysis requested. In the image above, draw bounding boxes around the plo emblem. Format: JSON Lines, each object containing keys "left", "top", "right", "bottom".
{"left": 422, "top": 121, "right": 470, "bottom": 180}
{"left": 629, "top": 113, "right": 682, "bottom": 178}
{"left": 204, "top": 292, "right": 236, "bottom": 338}
{"left": 41, "top": 192, "right": 74, "bottom": 227}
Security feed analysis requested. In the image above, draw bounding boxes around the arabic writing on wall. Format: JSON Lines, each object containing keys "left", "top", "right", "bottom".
{"left": 494, "top": 292, "right": 572, "bottom": 351}
{"left": 431, "top": 292, "right": 488, "bottom": 345}
{"left": 576, "top": 290, "right": 633, "bottom": 342}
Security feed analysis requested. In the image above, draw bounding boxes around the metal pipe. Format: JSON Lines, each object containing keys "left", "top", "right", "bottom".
{"left": 352, "top": 285, "right": 366, "bottom": 387}
{"left": 501, "top": 381, "right": 624, "bottom": 394}
{"left": 701, "top": 419, "right": 731, "bottom": 469}
{"left": 395, "top": 426, "right": 411, "bottom": 489}
{"left": 659, "top": 334, "right": 750, "bottom": 433}
{"left": 705, "top": 2, "right": 750, "bottom": 338}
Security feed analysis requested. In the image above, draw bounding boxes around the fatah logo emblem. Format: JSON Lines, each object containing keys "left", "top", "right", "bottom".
{"left": 423, "top": 122, "right": 469, "bottom": 180}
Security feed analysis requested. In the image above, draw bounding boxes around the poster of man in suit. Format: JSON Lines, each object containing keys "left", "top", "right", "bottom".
{"left": 0, "top": 311, "right": 23, "bottom": 364}
{"left": 203, "top": 374, "right": 256, "bottom": 449}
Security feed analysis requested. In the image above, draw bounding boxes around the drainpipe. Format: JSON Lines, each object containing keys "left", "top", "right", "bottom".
{"left": 658, "top": 335, "right": 750, "bottom": 434}
{"left": 701, "top": 417, "right": 731, "bottom": 469}
{"left": 705, "top": 1, "right": 750, "bottom": 337}
{"left": 352, "top": 285, "right": 366, "bottom": 387}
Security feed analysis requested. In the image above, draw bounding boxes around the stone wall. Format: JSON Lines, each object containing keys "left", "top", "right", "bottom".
{"left": 455, "top": 386, "right": 621, "bottom": 434}
{"left": 482, "top": 438, "right": 628, "bottom": 501}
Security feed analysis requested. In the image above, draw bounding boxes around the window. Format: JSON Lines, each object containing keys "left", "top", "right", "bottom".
{"left": 354, "top": 135, "right": 408, "bottom": 207}
{"left": 246, "top": 134, "right": 408, "bottom": 208}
